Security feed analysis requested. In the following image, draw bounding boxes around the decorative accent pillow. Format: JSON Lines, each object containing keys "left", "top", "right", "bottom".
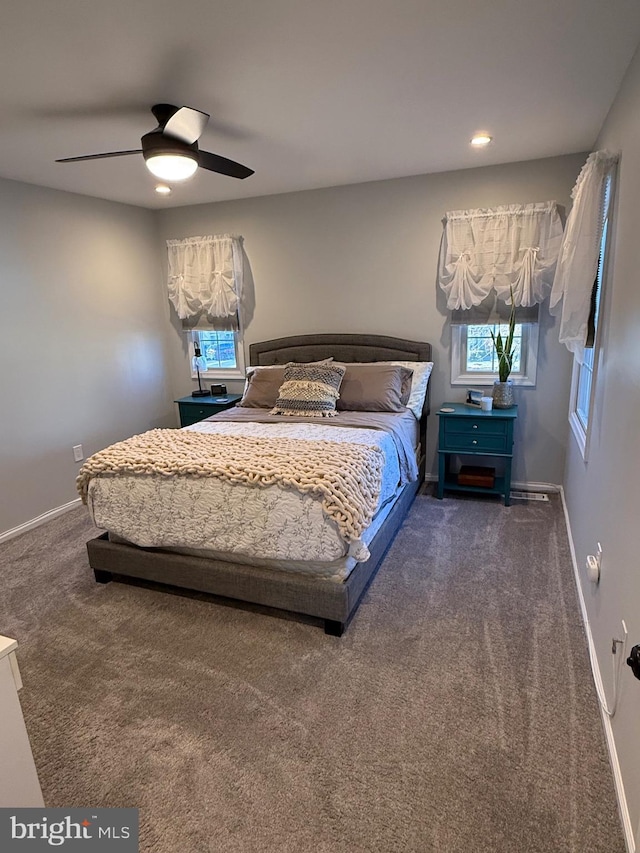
{"left": 239, "top": 359, "right": 334, "bottom": 409}
{"left": 271, "top": 362, "right": 346, "bottom": 417}
{"left": 336, "top": 363, "right": 414, "bottom": 412}
{"left": 384, "top": 361, "right": 434, "bottom": 419}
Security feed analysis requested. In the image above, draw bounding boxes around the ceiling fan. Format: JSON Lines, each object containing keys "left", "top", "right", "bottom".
{"left": 56, "top": 103, "right": 254, "bottom": 182}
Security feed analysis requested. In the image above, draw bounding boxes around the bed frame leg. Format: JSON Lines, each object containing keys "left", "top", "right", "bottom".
{"left": 93, "top": 569, "right": 113, "bottom": 584}
{"left": 324, "top": 619, "right": 345, "bottom": 637}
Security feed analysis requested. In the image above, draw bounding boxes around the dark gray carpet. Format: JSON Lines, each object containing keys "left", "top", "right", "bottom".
{"left": 0, "top": 494, "right": 624, "bottom": 853}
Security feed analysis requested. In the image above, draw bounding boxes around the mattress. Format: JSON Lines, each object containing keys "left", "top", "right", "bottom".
{"left": 87, "top": 411, "right": 419, "bottom": 582}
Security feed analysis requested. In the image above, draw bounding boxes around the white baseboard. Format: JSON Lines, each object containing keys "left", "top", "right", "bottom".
{"left": 511, "top": 479, "right": 561, "bottom": 493}
{"left": 0, "top": 498, "right": 82, "bottom": 545}
{"left": 559, "top": 487, "right": 635, "bottom": 853}
{"left": 423, "top": 472, "right": 561, "bottom": 493}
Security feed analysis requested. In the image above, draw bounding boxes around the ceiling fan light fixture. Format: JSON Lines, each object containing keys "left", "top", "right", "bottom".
{"left": 56, "top": 104, "right": 253, "bottom": 181}
{"left": 155, "top": 184, "right": 172, "bottom": 195}
{"left": 145, "top": 152, "right": 198, "bottom": 181}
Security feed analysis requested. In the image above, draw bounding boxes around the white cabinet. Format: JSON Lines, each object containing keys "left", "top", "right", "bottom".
{"left": 0, "top": 635, "right": 44, "bottom": 807}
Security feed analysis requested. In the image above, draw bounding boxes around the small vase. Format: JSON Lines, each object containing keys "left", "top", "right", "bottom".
{"left": 492, "top": 379, "right": 514, "bottom": 409}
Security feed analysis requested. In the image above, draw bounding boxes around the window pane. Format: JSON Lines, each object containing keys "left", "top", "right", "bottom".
{"left": 582, "top": 346, "right": 595, "bottom": 370}
{"left": 197, "top": 331, "right": 238, "bottom": 370}
{"left": 467, "top": 324, "right": 493, "bottom": 338}
{"left": 511, "top": 336, "right": 522, "bottom": 372}
{"left": 465, "top": 323, "right": 523, "bottom": 375}
{"left": 467, "top": 335, "right": 495, "bottom": 372}
{"left": 576, "top": 364, "right": 593, "bottom": 428}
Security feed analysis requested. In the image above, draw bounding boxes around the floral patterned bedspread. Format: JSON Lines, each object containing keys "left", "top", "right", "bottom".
{"left": 86, "top": 419, "right": 405, "bottom": 570}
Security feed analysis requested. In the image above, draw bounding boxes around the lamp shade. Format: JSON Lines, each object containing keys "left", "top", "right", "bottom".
{"left": 145, "top": 153, "right": 198, "bottom": 181}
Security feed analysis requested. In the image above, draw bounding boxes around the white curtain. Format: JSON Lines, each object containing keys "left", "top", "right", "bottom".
{"left": 438, "top": 201, "right": 563, "bottom": 310}
{"left": 167, "top": 234, "right": 243, "bottom": 323}
{"left": 549, "top": 150, "right": 618, "bottom": 362}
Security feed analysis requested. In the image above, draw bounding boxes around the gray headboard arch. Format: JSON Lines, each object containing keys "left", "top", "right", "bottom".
{"left": 250, "top": 332, "right": 431, "bottom": 367}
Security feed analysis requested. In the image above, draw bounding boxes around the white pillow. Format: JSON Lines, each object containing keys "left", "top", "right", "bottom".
{"left": 384, "top": 361, "right": 433, "bottom": 419}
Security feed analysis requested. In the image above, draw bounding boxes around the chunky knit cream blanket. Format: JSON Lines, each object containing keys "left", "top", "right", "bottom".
{"left": 77, "top": 429, "right": 384, "bottom": 546}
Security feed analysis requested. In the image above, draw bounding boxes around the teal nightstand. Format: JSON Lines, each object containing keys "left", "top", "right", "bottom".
{"left": 175, "top": 394, "right": 242, "bottom": 427}
{"left": 436, "top": 403, "right": 517, "bottom": 505}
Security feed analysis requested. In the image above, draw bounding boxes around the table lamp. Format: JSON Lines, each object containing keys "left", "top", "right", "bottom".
{"left": 191, "top": 342, "right": 209, "bottom": 397}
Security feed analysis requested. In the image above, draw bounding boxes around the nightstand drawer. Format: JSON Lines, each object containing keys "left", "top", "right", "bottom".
{"left": 179, "top": 405, "right": 217, "bottom": 426}
{"left": 175, "top": 394, "right": 242, "bottom": 427}
{"left": 444, "top": 417, "right": 508, "bottom": 436}
{"left": 441, "top": 432, "right": 509, "bottom": 453}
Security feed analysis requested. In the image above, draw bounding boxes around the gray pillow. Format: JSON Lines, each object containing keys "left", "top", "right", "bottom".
{"left": 238, "top": 366, "right": 287, "bottom": 409}
{"left": 383, "top": 361, "right": 434, "bottom": 419}
{"left": 336, "top": 363, "right": 413, "bottom": 412}
{"left": 271, "top": 362, "right": 346, "bottom": 417}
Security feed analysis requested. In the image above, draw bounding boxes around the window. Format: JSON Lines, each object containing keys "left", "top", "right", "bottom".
{"left": 451, "top": 321, "right": 539, "bottom": 386}
{"left": 569, "top": 175, "right": 612, "bottom": 458}
{"left": 190, "top": 329, "right": 246, "bottom": 379}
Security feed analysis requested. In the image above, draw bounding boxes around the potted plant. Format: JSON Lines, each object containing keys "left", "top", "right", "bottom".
{"left": 490, "top": 288, "right": 516, "bottom": 408}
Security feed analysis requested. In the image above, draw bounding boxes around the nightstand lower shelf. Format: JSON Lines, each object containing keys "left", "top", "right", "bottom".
{"left": 440, "top": 473, "right": 507, "bottom": 500}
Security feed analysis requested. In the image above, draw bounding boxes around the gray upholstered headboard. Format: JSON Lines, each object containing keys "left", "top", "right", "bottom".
{"left": 249, "top": 333, "right": 432, "bottom": 465}
{"left": 250, "top": 333, "right": 431, "bottom": 369}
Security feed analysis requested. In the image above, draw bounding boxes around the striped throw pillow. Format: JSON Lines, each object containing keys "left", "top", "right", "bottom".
{"left": 271, "top": 362, "right": 346, "bottom": 417}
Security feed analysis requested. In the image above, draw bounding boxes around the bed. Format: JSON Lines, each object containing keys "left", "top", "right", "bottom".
{"left": 84, "top": 333, "right": 432, "bottom": 635}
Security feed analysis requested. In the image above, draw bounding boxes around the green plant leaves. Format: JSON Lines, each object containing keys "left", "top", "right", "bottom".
{"left": 489, "top": 286, "right": 516, "bottom": 383}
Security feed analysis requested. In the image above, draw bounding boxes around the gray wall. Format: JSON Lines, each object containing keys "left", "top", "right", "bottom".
{"left": 563, "top": 43, "right": 640, "bottom": 842}
{"left": 0, "top": 179, "right": 174, "bottom": 534}
{"left": 157, "top": 153, "right": 585, "bottom": 484}
{"left": 0, "top": 152, "right": 588, "bottom": 529}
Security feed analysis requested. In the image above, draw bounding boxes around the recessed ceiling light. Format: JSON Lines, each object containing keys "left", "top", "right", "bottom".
{"left": 155, "top": 184, "right": 172, "bottom": 195}
{"left": 471, "top": 134, "right": 493, "bottom": 147}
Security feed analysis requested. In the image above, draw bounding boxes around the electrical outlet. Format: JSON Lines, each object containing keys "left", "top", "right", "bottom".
{"left": 72, "top": 445, "right": 84, "bottom": 462}
{"left": 612, "top": 620, "right": 628, "bottom": 656}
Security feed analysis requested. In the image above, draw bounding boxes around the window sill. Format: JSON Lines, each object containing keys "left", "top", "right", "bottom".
{"left": 451, "top": 373, "right": 535, "bottom": 387}
{"left": 191, "top": 368, "right": 246, "bottom": 380}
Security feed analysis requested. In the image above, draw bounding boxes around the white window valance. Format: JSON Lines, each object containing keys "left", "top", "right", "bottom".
{"left": 549, "top": 150, "right": 618, "bottom": 362}
{"left": 438, "top": 201, "right": 563, "bottom": 310}
{"left": 167, "top": 234, "right": 243, "bottom": 325}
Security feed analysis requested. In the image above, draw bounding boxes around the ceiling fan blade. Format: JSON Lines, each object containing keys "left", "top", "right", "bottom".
{"left": 198, "top": 149, "right": 254, "bottom": 179}
{"left": 55, "top": 150, "right": 142, "bottom": 163}
{"left": 163, "top": 106, "right": 209, "bottom": 144}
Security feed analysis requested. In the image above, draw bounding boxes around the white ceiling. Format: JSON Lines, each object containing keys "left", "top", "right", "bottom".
{"left": 2, "top": 0, "right": 639, "bottom": 209}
